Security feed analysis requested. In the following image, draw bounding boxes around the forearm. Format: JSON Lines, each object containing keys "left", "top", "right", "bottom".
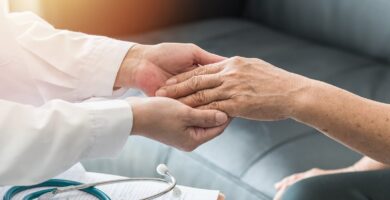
{"left": 0, "top": 99, "right": 132, "bottom": 185}
{"left": 292, "top": 80, "right": 390, "bottom": 164}
{"left": 8, "top": 12, "right": 133, "bottom": 101}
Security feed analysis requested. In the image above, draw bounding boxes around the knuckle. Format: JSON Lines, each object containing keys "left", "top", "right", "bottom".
{"left": 311, "top": 168, "right": 321, "bottom": 173}
{"left": 310, "top": 168, "right": 318, "bottom": 172}
{"left": 257, "top": 58, "right": 268, "bottom": 65}
{"left": 189, "top": 76, "right": 202, "bottom": 90}
{"left": 171, "top": 86, "right": 179, "bottom": 96}
{"left": 192, "top": 91, "right": 207, "bottom": 104}
{"left": 178, "top": 108, "right": 192, "bottom": 123}
{"left": 215, "top": 73, "right": 223, "bottom": 81}
{"left": 163, "top": 86, "right": 178, "bottom": 97}
{"left": 181, "top": 146, "right": 192, "bottom": 152}
{"left": 187, "top": 43, "right": 198, "bottom": 49}
{"left": 231, "top": 56, "right": 245, "bottom": 64}
{"left": 248, "top": 57, "right": 261, "bottom": 62}
{"left": 291, "top": 174, "right": 298, "bottom": 179}
{"left": 154, "top": 43, "right": 164, "bottom": 49}
{"left": 183, "top": 141, "right": 198, "bottom": 152}
{"left": 234, "top": 95, "right": 247, "bottom": 104}
{"left": 208, "top": 101, "right": 221, "bottom": 110}
{"left": 224, "top": 71, "right": 239, "bottom": 80}
{"left": 193, "top": 67, "right": 206, "bottom": 76}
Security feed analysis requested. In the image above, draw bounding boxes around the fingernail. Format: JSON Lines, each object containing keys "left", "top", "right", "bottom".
{"left": 166, "top": 78, "right": 177, "bottom": 85}
{"left": 155, "top": 89, "right": 167, "bottom": 97}
{"left": 216, "top": 112, "right": 228, "bottom": 125}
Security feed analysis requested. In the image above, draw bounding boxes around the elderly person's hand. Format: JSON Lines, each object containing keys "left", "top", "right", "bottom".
{"left": 156, "top": 56, "right": 312, "bottom": 121}
{"left": 115, "top": 43, "right": 225, "bottom": 96}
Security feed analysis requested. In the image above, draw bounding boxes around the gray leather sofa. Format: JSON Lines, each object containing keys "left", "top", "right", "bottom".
{"left": 83, "top": 0, "right": 390, "bottom": 199}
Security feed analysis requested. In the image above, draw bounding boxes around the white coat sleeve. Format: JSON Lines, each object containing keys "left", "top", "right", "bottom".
{"left": 0, "top": 99, "right": 132, "bottom": 186}
{"left": 8, "top": 11, "right": 135, "bottom": 101}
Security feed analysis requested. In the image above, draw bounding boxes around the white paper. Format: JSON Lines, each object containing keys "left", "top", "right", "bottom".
{"left": 0, "top": 165, "right": 219, "bottom": 200}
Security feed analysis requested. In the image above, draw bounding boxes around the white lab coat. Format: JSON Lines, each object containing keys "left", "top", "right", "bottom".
{"left": 0, "top": 2, "right": 135, "bottom": 185}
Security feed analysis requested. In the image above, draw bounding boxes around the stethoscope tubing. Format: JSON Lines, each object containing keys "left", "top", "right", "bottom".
{"left": 4, "top": 174, "right": 176, "bottom": 200}
{"left": 3, "top": 179, "right": 110, "bottom": 200}
{"left": 4, "top": 164, "right": 177, "bottom": 200}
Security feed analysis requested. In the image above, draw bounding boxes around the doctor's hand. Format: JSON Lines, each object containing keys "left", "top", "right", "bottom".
{"left": 127, "top": 97, "right": 229, "bottom": 151}
{"left": 156, "top": 56, "right": 312, "bottom": 121}
{"left": 115, "top": 43, "right": 225, "bottom": 96}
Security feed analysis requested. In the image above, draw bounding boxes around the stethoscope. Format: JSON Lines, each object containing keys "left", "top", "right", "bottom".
{"left": 4, "top": 164, "right": 182, "bottom": 200}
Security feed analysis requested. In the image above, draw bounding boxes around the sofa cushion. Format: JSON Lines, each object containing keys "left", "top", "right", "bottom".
{"left": 245, "top": 0, "right": 390, "bottom": 63}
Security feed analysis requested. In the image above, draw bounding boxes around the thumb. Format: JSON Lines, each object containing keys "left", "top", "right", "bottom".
{"left": 188, "top": 121, "right": 230, "bottom": 147}
{"left": 187, "top": 108, "right": 228, "bottom": 127}
{"left": 195, "top": 47, "right": 226, "bottom": 65}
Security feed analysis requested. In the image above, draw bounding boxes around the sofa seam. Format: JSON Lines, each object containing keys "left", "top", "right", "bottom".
{"left": 240, "top": 130, "right": 315, "bottom": 178}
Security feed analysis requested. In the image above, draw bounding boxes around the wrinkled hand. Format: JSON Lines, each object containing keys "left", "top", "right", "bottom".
{"left": 157, "top": 56, "right": 311, "bottom": 121}
{"left": 115, "top": 43, "right": 225, "bottom": 96}
{"left": 273, "top": 167, "right": 354, "bottom": 200}
{"left": 127, "top": 97, "right": 229, "bottom": 151}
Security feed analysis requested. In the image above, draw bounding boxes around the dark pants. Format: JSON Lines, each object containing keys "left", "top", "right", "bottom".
{"left": 282, "top": 170, "right": 390, "bottom": 200}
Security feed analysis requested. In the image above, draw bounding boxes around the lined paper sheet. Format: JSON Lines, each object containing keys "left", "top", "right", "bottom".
{"left": 0, "top": 164, "right": 219, "bottom": 200}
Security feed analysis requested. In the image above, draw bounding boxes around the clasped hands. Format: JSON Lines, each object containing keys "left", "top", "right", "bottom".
{"left": 117, "top": 43, "right": 310, "bottom": 152}
{"left": 116, "top": 43, "right": 311, "bottom": 200}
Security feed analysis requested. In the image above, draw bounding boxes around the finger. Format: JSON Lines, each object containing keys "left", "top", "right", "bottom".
{"left": 282, "top": 175, "right": 296, "bottom": 187}
{"left": 183, "top": 118, "right": 231, "bottom": 151}
{"left": 194, "top": 46, "right": 226, "bottom": 65}
{"left": 165, "top": 64, "right": 224, "bottom": 85}
{"left": 284, "top": 174, "right": 302, "bottom": 187}
{"left": 186, "top": 108, "right": 228, "bottom": 128}
{"left": 276, "top": 172, "right": 306, "bottom": 190}
{"left": 156, "top": 74, "right": 222, "bottom": 98}
{"left": 274, "top": 182, "right": 283, "bottom": 190}
{"left": 178, "top": 88, "right": 228, "bottom": 108}
{"left": 275, "top": 176, "right": 291, "bottom": 190}
{"left": 273, "top": 186, "right": 287, "bottom": 200}
{"left": 189, "top": 118, "right": 231, "bottom": 144}
{"left": 196, "top": 100, "right": 234, "bottom": 116}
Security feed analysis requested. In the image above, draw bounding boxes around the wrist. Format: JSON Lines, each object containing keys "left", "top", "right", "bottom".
{"left": 289, "top": 77, "right": 321, "bottom": 120}
{"left": 127, "top": 97, "right": 149, "bottom": 136}
{"left": 114, "top": 44, "right": 149, "bottom": 89}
